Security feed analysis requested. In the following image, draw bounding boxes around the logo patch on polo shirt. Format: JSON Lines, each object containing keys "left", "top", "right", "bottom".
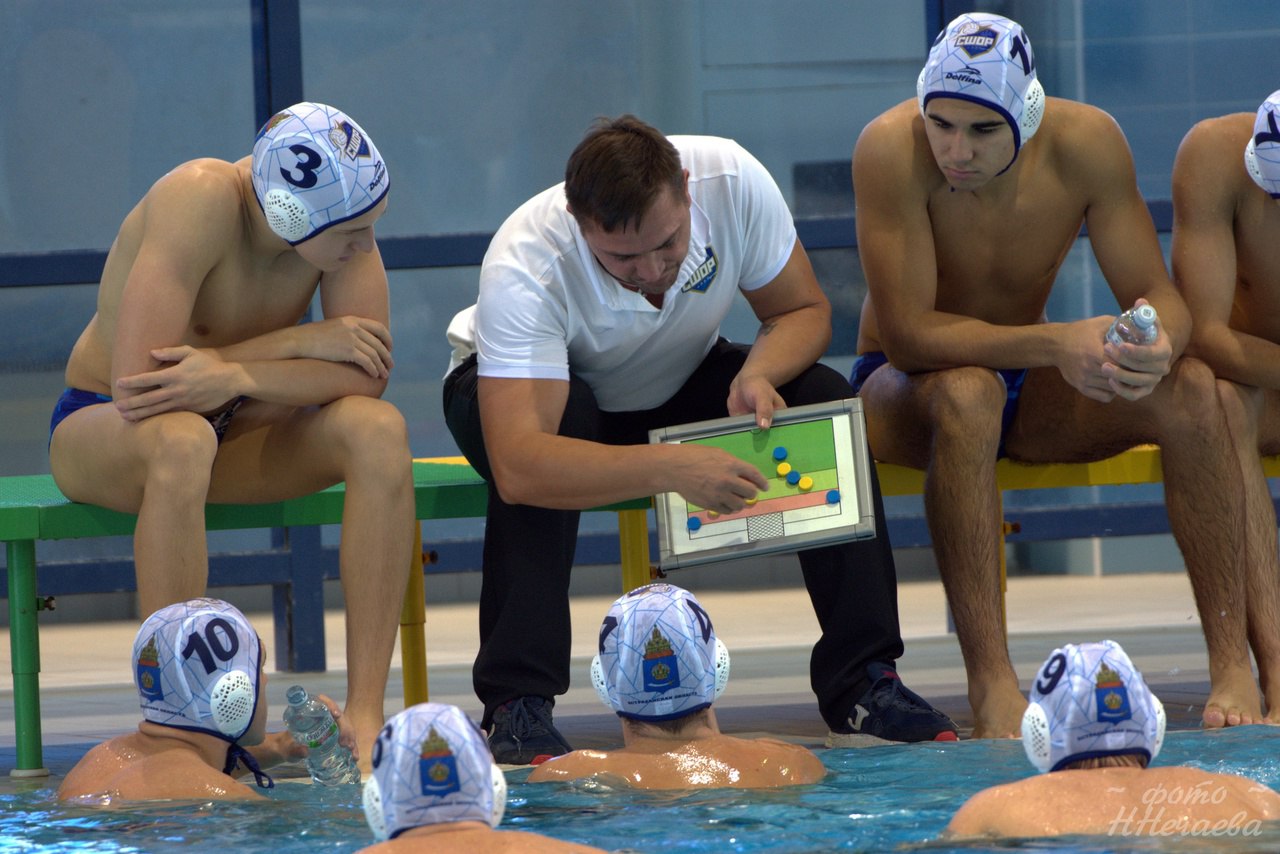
{"left": 681, "top": 246, "right": 718, "bottom": 294}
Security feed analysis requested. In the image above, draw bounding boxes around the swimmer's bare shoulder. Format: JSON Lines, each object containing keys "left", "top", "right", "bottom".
{"left": 364, "top": 827, "right": 608, "bottom": 853}
{"left": 852, "top": 98, "right": 938, "bottom": 196}
{"left": 57, "top": 735, "right": 264, "bottom": 803}
{"left": 526, "top": 748, "right": 627, "bottom": 785}
{"left": 1038, "top": 98, "right": 1140, "bottom": 196}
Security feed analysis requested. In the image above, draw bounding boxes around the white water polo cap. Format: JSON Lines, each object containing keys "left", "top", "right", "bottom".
{"left": 134, "top": 598, "right": 261, "bottom": 741}
{"left": 251, "top": 102, "right": 389, "bottom": 244}
{"left": 591, "top": 583, "right": 730, "bottom": 722}
{"left": 1022, "top": 640, "right": 1166, "bottom": 773}
{"left": 918, "top": 12, "right": 1045, "bottom": 171}
{"left": 1245, "top": 90, "right": 1280, "bottom": 198}
{"left": 363, "top": 703, "right": 507, "bottom": 841}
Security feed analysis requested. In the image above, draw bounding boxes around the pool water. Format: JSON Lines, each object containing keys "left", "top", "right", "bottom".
{"left": 3, "top": 728, "right": 1278, "bottom": 853}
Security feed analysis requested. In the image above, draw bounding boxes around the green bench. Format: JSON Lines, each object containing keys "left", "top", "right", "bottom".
{"left": 1, "top": 459, "right": 653, "bottom": 777}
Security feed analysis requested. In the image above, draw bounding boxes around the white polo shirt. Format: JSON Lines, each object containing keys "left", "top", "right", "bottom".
{"left": 445, "top": 135, "right": 797, "bottom": 412}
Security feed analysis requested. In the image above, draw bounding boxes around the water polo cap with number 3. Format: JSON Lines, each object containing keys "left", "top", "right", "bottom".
{"left": 251, "top": 102, "right": 390, "bottom": 244}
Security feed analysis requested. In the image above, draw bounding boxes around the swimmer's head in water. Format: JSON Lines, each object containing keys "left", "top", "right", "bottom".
{"left": 251, "top": 102, "right": 389, "bottom": 244}
{"left": 133, "top": 597, "right": 262, "bottom": 742}
{"left": 1021, "top": 640, "right": 1165, "bottom": 773}
{"left": 591, "top": 583, "right": 730, "bottom": 722}
{"left": 1245, "top": 89, "right": 1280, "bottom": 198}
{"left": 917, "top": 12, "right": 1044, "bottom": 172}
{"left": 363, "top": 703, "right": 506, "bottom": 841}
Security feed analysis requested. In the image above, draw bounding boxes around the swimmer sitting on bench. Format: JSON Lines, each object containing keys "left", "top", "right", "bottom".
{"left": 529, "top": 583, "right": 825, "bottom": 789}
{"left": 48, "top": 103, "right": 414, "bottom": 766}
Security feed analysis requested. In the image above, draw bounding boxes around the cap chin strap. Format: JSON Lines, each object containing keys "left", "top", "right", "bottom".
{"left": 591, "top": 638, "right": 732, "bottom": 711}
{"left": 262, "top": 187, "right": 312, "bottom": 242}
{"left": 224, "top": 743, "right": 274, "bottom": 789}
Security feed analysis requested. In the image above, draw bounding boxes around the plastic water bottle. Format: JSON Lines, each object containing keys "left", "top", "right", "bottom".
{"left": 1106, "top": 304, "right": 1159, "bottom": 345}
{"left": 282, "top": 685, "right": 361, "bottom": 785}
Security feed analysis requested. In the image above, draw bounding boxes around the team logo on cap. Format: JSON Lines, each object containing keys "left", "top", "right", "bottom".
{"left": 642, "top": 627, "right": 681, "bottom": 693}
{"left": 955, "top": 24, "right": 998, "bottom": 58}
{"left": 136, "top": 634, "right": 164, "bottom": 703}
{"left": 1094, "top": 662, "right": 1132, "bottom": 724}
{"left": 330, "top": 119, "right": 371, "bottom": 162}
{"left": 418, "top": 726, "right": 462, "bottom": 797}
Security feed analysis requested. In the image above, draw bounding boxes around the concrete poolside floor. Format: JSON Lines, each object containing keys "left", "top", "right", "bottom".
{"left": 1, "top": 570, "right": 1234, "bottom": 784}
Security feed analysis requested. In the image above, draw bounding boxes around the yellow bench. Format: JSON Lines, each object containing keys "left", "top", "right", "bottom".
{"left": 875, "top": 445, "right": 1280, "bottom": 632}
{"left": 402, "top": 446, "right": 1279, "bottom": 703}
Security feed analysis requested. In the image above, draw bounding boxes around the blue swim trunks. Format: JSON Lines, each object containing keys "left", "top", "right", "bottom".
{"left": 849, "top": 352, "right": 1028, "bottom": 459}
{"left": 50, "top": 387, "right": 245, "bottom": 444}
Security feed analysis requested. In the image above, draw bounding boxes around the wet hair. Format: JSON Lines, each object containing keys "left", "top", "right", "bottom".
{"left": 564, "top": 115, "right": 684, "bottom": 234}
{"left": 1062, "top": 753, "right": 1148, "bottom": 771}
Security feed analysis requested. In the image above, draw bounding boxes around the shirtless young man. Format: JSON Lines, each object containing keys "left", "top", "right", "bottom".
{"left": 58, "top": 599, "right": 346, "bottom": 802}
{"left": 48, "top": 103, "right": 414, "bottom": 763}
{"left": 360, "top": 702, "right": 605, "bottom": 853}
{"left": 945, "top": 641, "right": 1280, "bottom": 839}
{"left": 528, "top": 584, "right": 825, "bottom": 789}
{"left": 1169, "top": 90, "right": 1280, "bottom": 726}
{"left": 850, "top": 13, "right": 1244, "bottom": 738}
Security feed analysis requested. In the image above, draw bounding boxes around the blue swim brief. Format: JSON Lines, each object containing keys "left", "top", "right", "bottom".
{"left": 848, "top": 352, "right": 1028, "bottom": 459}
{"left": 50, "top": 387, "right": 246, "bottom": 444}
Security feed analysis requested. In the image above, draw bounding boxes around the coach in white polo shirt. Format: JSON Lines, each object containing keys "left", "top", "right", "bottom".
{"left": 443, "top": 115, "right": 957, "bottom": 765}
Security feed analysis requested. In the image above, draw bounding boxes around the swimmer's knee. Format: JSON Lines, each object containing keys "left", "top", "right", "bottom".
{"left": 924, "top": 367, "right": 1006, "bottom": 434}
{"left": 327, "top": 397, "right": 411, "bottom": 463}
{"left": 138, "top": 413, "right": 219, "bottom": 489}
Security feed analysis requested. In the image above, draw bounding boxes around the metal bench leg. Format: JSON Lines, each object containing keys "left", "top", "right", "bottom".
{"left": 617, "top": 508, "right": 651, "bottom": 592}
{"left": 8, "top": 540, "right": 49, "bottom": 777}
{"left": 400, "top": 523, "right": 428, "bottom": 707}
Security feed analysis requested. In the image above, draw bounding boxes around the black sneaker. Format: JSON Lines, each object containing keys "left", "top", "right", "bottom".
{"left": 487, "top": 696, "right": 573, "bottom": 765}
{"left": 825, "top": 662, "right": 960, "bottom": 747}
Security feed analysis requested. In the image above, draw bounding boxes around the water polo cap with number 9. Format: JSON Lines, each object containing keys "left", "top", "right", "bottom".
{"left": 251, "top": 102, "right": 390, "bottom": 245}
{"left": 917, "top": 12, "right": 1045, "bottom": 173}
{"left": 1245, "top": 90, "right": 1280, "bottom": 198}
{"left": 1021, "top": 640, "right": 1165, "bottom": 773}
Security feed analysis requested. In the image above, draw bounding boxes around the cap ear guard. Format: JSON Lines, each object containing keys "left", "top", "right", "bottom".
{"left": 712, "top": 638, "right": 730, "bottom": 700}
{"left": 1150, "top": 695, "right": 1166, "bottom": 762}
{"left": 210, "top": 669, "right": 256, "bottom": 737}
{"left": 363, "top": 774, "right": 388, "bottom": 841}
{"left": 1021, "top": 701, "right": 1052, "bottom": 773}
{"left": 262, "top": 188, "right": 312, "bottom": 242}
{"left": 489, "top": 764, "right": 507, "bottom": 828}
{"left": 1020, "top": 78, "right": 1046, "bottom": 143}
{"left": 591, "top": 653, "right": 612, "bottom": 710}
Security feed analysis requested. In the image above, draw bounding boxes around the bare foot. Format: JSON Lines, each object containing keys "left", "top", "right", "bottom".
{"left": 969, "top": 681, "right": 1028, "bottom": 739}
{"left": 1202, "top": 669, "right": 1263, "bottom": 728}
